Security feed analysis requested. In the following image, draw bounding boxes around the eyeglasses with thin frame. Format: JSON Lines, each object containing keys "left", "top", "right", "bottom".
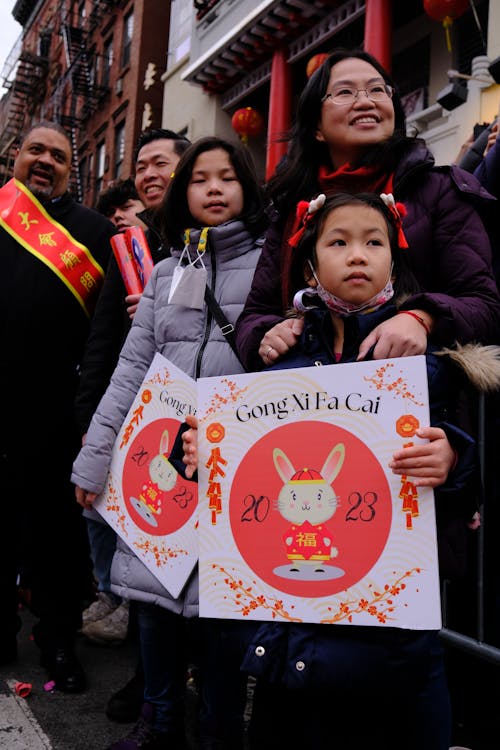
{"left": 321, "top": 83, "right": 394, "bottom": 106}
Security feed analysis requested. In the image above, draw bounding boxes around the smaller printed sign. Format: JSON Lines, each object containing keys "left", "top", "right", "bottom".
{"left": 94, "top": 353, "right": 198, "bottom": 598}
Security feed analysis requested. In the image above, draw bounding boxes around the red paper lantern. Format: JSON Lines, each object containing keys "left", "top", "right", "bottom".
{"left": 231, "top": 107, "right": 264, "bottom": 144}
{"left": 423, "top": 0, "right": 469, "bottom": 52}
{"left": 306, "top": 53, "right": 329, "bottom": 79}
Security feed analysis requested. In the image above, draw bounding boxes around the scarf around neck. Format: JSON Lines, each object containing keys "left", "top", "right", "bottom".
{"left": 318, "top": 163, "right": 394, "bottom": 196}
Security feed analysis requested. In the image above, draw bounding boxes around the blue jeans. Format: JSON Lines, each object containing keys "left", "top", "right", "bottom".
{"left": 85, "top": 516, "right": 120, "bottom": 602}
{"left": 137, "top": 602, "right": 188, "bottom": 736}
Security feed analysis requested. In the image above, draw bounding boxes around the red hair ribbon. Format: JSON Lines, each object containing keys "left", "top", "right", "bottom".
{"left": 380, "top": 193, "right": 408, "bottom": 249}
{"left": 288, "top": 193, "right": 326, "bottom": 247}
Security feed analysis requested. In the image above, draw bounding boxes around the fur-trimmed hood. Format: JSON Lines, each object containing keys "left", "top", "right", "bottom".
{"left": 436, "top": 342, "right": 500, "bottom": 393}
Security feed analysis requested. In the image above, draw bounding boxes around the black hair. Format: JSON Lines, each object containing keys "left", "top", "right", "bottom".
{"left": 160, "top": 136, "right": 267, "bottom": 245}
{"left": 95, "top": 178, "right": 141, "bottom": 217}
{"left": 19, "top": 120, "right": 72, "bottom": 152}
{"left": 133, "top": 128, "right": 191, "bottom": 163}
{"left": 267, "top": 48, "right": 420, "bottom": 217}
{"left": 288, "top": 192, "right": 420, "bottom": 309}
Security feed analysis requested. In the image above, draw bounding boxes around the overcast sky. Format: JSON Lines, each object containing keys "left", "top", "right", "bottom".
{"left": 0, "top": 5, "right": 22, "bottom": 96}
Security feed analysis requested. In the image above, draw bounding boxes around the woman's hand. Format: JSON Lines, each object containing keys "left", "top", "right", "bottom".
{"left": 357, "top": 310, "right": 432, "bottom": 360}
{"left": 182, "top": 414, "right": 199, "bottom": 479}
{"left": 259, "top": 318, "right": 304, "bottom": 366}
{"left": 125, "top": 293, "right": 142, "bottom": 320}
{"left": 389, "top": 427, "right": 455, "bottom": 488}
{"left": 75, "top": 486, "right": 98, "bottom": 509}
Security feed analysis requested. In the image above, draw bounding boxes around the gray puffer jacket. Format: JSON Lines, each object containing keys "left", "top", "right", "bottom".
{"left": 71, "top": 220, "right": 264, "bottom": 616}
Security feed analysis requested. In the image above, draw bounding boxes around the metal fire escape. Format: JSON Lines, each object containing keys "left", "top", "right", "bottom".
{"left": 47, "top": 1, "right": 114, "bottom": 201}
{"left": 0, "top": 1, "right": 114, "bottom": 196}
{"left": 0, "top": 40, "right": 49, "bottom": 183}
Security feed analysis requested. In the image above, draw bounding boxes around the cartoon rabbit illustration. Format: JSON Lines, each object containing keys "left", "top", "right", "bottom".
{"left": 273, "top": 443, "right": 345, "bottom": 575}
{"left": 129, "top": 429, "right": 178, "bottom": 527}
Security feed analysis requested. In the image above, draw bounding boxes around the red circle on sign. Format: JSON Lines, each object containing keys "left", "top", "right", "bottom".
{"left": 230, "top": 421, "right": 391, "bottom": 598}
{"left": 122, "top": 418, "right": 197, "bottom": 536}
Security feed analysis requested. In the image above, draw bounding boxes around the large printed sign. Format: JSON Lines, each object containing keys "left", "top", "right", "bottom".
{"left": 196, "top": 356, "right": 442, "bottom": 629}
{"left": 94, "top": 353, "right": 198, "bottom": 598}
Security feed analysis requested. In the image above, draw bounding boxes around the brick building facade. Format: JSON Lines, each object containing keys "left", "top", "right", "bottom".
{"left": 0, "top": 0, "right": 170, "bottom": 206}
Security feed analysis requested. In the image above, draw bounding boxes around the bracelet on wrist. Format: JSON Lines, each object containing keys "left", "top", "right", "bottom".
{"left": 397, "top": 310, "right": 430, "bottom": 335}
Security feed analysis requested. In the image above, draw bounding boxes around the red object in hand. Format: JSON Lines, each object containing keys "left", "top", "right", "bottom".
{"left": 231, "top": 107, "right": 264, "bottom": 144}
{"left": 125, "top": 226, "right": 154, "bottom": 288}
{"left": 111, "top": 234, "right": 143, "bottom": 295}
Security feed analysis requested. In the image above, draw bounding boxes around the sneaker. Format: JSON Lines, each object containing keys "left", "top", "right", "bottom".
{"left": 106, "top": 703, "right": 184, "bottom": 749}
{"left": 106, "top": 669, "right": 145, "bottom": 723}
{"left": 82, "top": 601, "right": 129, "bottom": 645}
{"left": 82, "top": 592, "right": 119, "bottom": 628}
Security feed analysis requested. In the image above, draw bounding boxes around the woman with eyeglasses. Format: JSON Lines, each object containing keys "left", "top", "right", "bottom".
{"left": 235, "top": 47, "right": 500, "bottom": 372}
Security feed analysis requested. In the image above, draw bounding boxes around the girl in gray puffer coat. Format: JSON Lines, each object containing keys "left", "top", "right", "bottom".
{"left": 72, "top": 137, "right": 268, "bottom": 750}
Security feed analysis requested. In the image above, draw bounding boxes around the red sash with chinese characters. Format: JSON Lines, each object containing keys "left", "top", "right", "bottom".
{"left": 0, "top": 178, "right": 104, "bottom": 317}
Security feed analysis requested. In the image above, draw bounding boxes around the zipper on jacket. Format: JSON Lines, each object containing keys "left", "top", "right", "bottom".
{"left": 195, "top": 230, "right": 215, "bottom": 378}
{"left": 393, "top": 159, "right": 433, "bottom": 195}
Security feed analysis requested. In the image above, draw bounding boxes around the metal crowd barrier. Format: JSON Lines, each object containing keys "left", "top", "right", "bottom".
{"left": 440, "top": 391, "right": 500, "bottom": 665}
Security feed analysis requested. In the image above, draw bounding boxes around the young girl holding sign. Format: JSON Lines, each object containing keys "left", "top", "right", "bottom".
{"left": 72, "top": 136, "right": 267, "bottom": 750}
{"left": 182, "top": 192, "right": 500, "bottom": 749}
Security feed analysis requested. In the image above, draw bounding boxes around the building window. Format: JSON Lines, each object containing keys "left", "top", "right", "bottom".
{"left": 79, "top": 153, "right": 94, "bottom": 198}
{"left": 87, "top": 153, "right": 94, "bottom": 190}
{"left": 393, "top": 38, "right": 430, "bottom": 117}
{"left": 168, "top": 0, "right": 192, "bottom": 71}
{"left": 102, "top": 36, "right": 113, "bottom": 88}
{"left": 96, "top": 140, "right": 106, "bottom": 196}
{"left": 114, "top": 122, "right": 125, "bottom": 179}
{"left": 78, "top": 156, "right": 87, "bottom": 196}
{"left": 39, "top": 30, "right": 52, "bottom": 58}
{"left": 121, "top": 10, "right": 134, "bottom": 68}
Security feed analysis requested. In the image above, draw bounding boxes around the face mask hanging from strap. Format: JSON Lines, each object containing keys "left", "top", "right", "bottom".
{"left": 168, "top": 227, "right": 209, "bottom": 308}
{"left": 167, "top": 225, "right": 245, "bottom": 367}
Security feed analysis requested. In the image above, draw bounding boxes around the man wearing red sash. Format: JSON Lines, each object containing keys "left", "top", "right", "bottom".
{"left": 0, "top": 121, "right": 116, "bottom": 692}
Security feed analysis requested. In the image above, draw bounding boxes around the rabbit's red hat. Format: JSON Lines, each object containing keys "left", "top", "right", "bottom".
{"left": 290, "top": 468, "right": 323, "bottom": 483}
